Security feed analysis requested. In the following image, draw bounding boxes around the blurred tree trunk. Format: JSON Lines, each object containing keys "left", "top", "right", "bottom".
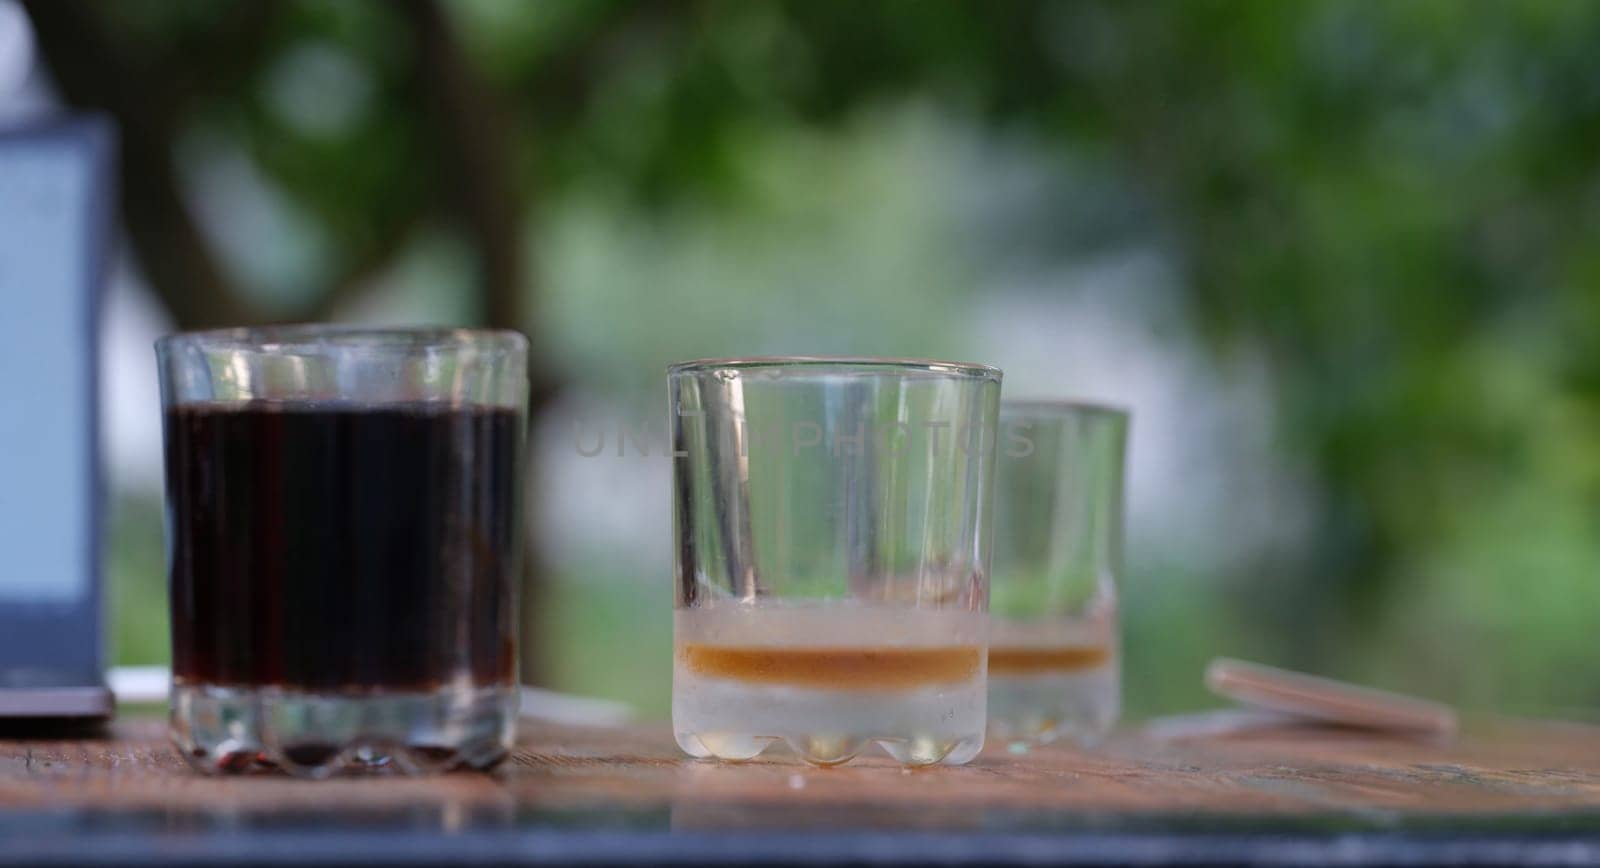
{"left": 397, "top": 0, "right": 554, "bottom": 686}
{"left": 27, "top": 0, "right": 556, "bottom": 685}
{"left": 397, "top": 0, "right": 527, "bottom": 331}
{"left": 24, "top": 0, "right": 270, "bottom": 326}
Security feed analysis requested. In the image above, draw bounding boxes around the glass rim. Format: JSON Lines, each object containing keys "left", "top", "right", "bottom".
{"left": 1002, "top": 398, "right": 1131, "bottom": 420}
{"left": 667, "top": 355, "right": 1001, "bottom": 381}
{"left": 155, "top": 324, "right": 528, "bottom": 355}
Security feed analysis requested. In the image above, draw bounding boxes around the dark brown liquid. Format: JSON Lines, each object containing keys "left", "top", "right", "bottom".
{"left": 165, "top": 401, "right": 522, "bottom": 691}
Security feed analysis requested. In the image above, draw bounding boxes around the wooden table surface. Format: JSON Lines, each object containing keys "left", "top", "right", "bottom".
{"left": 2, "top": 716, "right": 1599, "bottom": 865}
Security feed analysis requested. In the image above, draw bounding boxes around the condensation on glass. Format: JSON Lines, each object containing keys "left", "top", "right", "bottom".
{"left": 157, "top": 326, "right": 527, "bottom": 777}
{"left": 988, "top": 400, "right": 1128, "bottom": 746}
{"left": 670, "top": 357, "right": 1001, "bottom": 766}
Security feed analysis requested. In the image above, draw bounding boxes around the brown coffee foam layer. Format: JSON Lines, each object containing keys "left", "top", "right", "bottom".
{"left": 679, "top": 644, "right": 982, "bottom": 689}
{"left": 987, "top": 645, "right": 1111, "bottom": 675}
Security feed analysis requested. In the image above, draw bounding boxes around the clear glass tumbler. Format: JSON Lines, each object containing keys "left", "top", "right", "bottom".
{"left": 988, "top": 400, "right": 1128, "bottom": 746}
{"left": 157, "top": 326, "right": 527, "bottom": 777}
{"left": 670, "top": 357, "right": 1002, "bottom": 767}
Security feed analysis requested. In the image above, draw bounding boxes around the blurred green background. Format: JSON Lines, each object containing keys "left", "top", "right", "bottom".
{"left": 13, "top": 0, "right": 1600, "bottom": 720}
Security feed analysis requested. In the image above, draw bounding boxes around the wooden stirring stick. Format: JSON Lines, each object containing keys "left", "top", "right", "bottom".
{"left": 1205, "top": 658, "right": 1458, "bottom": 738}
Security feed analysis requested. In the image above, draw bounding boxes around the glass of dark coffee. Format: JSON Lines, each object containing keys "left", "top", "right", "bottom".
{"left": 156, "top": 326, "right": 527, "bottom": 777}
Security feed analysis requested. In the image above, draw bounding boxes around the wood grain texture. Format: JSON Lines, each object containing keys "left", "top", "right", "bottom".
{"left": 0, "top": 717, "right": 1597, "bottom": 827}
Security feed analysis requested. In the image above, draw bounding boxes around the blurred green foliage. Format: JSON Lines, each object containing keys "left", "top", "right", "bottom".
{"left": 107, "top": 497, "right": 168, "bottom": 667}
{"left": 49, "top": 0, "right": 1600, "bottom": 719}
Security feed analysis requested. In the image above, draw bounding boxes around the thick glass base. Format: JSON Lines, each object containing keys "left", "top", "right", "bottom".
{"left": 673, "top": 672, "right": 985, "bottom": 767}
{"left": 170, "top": 683, "right": 517, "bottom": 778}
{"left": 987, "top": 665, "right": 1119, "bottom": 747}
